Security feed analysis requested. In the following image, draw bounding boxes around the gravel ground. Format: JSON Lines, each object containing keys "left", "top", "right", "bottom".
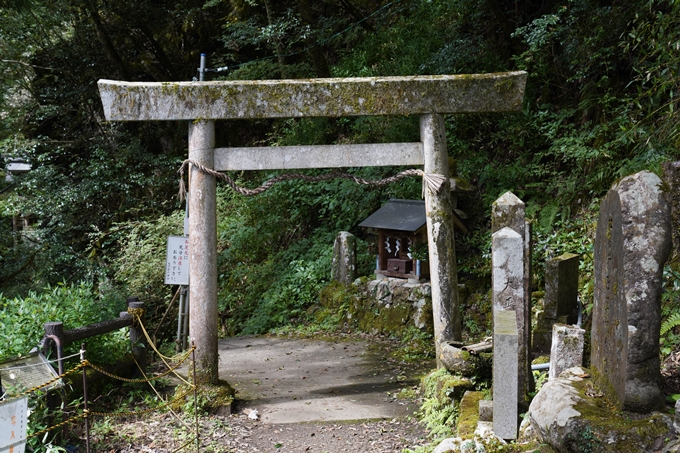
{"left": 88, "top": 410, "right": 431, "bottom": 453}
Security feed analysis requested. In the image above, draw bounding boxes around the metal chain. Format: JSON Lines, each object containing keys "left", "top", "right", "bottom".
{"left": 83, "top": 353, "right": 191, "bottom": 384}
{"left": 8, "top": 313, "right": 200, "bottom": 452}
{"left": 26, "top": 412, "right": 88, "bottom": 440}
{"left": 85, "top": 384, "right": 196, "bottom": 418}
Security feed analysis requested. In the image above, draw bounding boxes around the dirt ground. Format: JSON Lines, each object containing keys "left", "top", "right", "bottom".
{"left": 90, "top": 411, "right": 430, "bottom": 452}
{"left": 85, "top": 332, "right": 436, "bottom": 453}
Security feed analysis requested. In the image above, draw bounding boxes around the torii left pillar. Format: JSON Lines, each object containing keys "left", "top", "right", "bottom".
{"left": 188, "top": 119, "right": 218, "bottom": 384}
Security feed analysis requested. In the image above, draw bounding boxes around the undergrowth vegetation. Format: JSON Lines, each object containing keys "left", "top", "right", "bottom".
{"left": 0, "top": 282, "right": 129, "bottom": 364}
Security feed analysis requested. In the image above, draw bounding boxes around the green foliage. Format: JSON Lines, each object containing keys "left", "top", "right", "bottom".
{"left": 109, "top": 211, "right": 184, "bottom": 308}
{"left": 240, "top": 256, "right": 330, "bottom": 334}
{"left": 417, "top": 368, "right": 460, "bottom": 441}
{"left": 660, "top": 266, "right": 680, "bottom": 356}
{"left": 0, "top": 282, "right": 129, "bottom": 364}
{"left": 23, "top": 391, "right": 82, "bottom": 453}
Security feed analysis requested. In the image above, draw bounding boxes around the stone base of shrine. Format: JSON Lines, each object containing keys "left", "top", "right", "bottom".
{"left": 351, "top": 277, "right": 434, "bottom": 334}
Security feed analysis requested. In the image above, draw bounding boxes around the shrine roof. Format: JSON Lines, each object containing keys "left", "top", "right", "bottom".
{"left": 359, "top": 199, "right": 426, "bottom": 233}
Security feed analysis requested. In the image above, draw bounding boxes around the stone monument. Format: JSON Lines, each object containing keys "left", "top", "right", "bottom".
{"left": 591, "top": 170, "right": 671, "bottom": 412}
{"left": 492, "top": 191, "right": 532, "bottom": 401}
{"left": 331, "top": 231, "right": 357, "bottom": 285}
{"left": 533, "top": 253, "right": 580, "bottom": 353}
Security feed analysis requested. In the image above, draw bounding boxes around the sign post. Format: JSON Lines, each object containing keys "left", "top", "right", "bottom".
{"left": 164, "top": 235, "right": 190, "bottom": 350}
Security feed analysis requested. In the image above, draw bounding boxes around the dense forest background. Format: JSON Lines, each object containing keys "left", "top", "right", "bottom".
{"left": 1, "top": 0, "right": 679, "bottom": 353}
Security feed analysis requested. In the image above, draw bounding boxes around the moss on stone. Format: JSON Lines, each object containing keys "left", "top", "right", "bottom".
{"left": 456, "top": 390, "right": 484, "bottom": 439}
{"left": 532, "top": 355, "right": 550, "bottom": 365}
{"left": 563, "top": 374, "right": 672, "bottom": 452}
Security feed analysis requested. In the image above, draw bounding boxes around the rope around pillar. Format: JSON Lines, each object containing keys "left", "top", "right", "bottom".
{"left": 177, "top": 159, "right": 447, "bottom": 201}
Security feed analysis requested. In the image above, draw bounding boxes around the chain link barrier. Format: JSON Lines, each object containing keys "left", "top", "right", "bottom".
{"left": 83, "top": 350, "right": 192, "bottom": 384}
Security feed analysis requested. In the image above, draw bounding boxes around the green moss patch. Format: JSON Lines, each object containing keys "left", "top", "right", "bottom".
{"left": 456, "top": 390, "right": 484, "bottom": 439}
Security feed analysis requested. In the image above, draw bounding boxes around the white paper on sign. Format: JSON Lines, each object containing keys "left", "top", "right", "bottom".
{"left": 0, "top": 396, "right": 28, "bottom": 453}
{"left": 164, "top": 236, "right": 190, "bottom": 285}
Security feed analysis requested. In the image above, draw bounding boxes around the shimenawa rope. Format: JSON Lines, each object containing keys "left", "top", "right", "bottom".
{"left": 177, "top": 159, "right": 447, "bottom": 201}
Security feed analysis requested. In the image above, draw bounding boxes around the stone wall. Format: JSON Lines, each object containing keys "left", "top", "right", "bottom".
{"left": 320, "top": 278, "right": 434, "bottom": 335}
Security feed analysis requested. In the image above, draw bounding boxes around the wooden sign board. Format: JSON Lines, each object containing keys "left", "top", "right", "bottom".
{"left": 165, "top": 236, "right": 189, "bottom": 285}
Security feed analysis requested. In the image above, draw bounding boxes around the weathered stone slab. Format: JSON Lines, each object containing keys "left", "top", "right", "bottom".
{"left": 331, "top": 231, "right": 357, "bottom": 285}
{"left": 591, "top": 188, "right": 627, "bottom": 409}
{"left": 214, "top": 143, "right": 423, "bottom": 170}
{"left": 479, "top": 400, "right": 493, "bottom": 422}
{"left": 544, "top": 253, "right": 579, "bottom": 321}
{"left": 493, "top": 309, "right": 518, "bottom": 440}
{"left": 592, "top": 170, "right": 671, "bottom": 412}
{"left": 615, "top": 170, "right": 671, "bottom": 412}
{"left": 98, "top": 72, "right": 527, "bottom": 121}
{"left": 548, "top": 324, "right": 584, "bottom": 380}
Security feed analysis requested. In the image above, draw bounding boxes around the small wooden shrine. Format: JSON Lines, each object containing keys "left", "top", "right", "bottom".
{"left": 359, "top": 199, "right": 466, "bottom": 280}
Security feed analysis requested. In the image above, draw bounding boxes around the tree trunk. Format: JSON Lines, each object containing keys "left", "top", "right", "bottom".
{"left": 263, "top": 0, "right": 288, "bottom": 78}
{"left": 297, "top": 0, "right": 331, "bottom": 78}
{"left": 85, "top": 0, "right": 130, "bottom": 80}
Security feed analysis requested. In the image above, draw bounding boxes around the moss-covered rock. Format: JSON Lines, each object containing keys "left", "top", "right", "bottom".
{"left": 421, "top": 368, "right": 474, "bottom": 408}
{"left": 526, "top": 366, "right": 673, "bottom": 453}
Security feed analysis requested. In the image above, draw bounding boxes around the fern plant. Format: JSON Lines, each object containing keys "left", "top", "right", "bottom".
{"left": 660, "top": 265, "right": 680, "bottom": 356}
{"left": 661, "top": 312, "right": 680, "bottom": 337}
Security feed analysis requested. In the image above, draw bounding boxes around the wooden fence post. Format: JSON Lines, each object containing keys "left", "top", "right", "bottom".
{"left": 127, "top": 297, "right": 146, "bottom": 374}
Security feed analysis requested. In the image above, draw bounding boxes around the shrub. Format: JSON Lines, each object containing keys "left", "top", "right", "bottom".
{"left": 0, "top": 282, "right": 128, "bottom": 365}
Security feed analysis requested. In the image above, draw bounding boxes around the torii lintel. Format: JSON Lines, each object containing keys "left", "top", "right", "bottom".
{"left": 98, "top": 71, "right": 527, "bottom": 121}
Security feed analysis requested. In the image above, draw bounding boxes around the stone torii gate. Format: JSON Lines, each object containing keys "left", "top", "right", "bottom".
{"left": 98, "top": 72, "right": 527, "bottom": 383}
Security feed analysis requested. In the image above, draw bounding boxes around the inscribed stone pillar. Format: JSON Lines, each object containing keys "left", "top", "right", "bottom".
{"left": 331, "top": 231, "right": 357, "bottom": 285}
{"left": 491, "top": 191, "right": 525, "bottom": 235}
{"left": 493, "top": 309, "right": 518, "bottom": 440}
{"left": 420, "top": 113, "right": 461, "bottom": 365}
{"left": 548, "top": 324, "right": 584, "bottom": 380}
{"left": 492, "top": 192, "right": 532, "bottom": 396}
{"left": 491, "top": 226, "right": 528, "bottom": 403}
{"left": 615, "top": 170, "right": 671, "bottom": 412}
{"left": 591, "top": 188, "right": 627, "bottom": 409}
{"left": 188, "top": 119, "right": 219, "bottom": 385}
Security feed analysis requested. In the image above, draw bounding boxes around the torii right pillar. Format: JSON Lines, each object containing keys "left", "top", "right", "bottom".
{"left": 421, "top": 113, "right": 461, "bottom": 363}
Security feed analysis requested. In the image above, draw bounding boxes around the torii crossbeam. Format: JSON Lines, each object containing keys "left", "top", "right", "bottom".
{"left": 98, "top": 71, "right": 527, "bottom": 383}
